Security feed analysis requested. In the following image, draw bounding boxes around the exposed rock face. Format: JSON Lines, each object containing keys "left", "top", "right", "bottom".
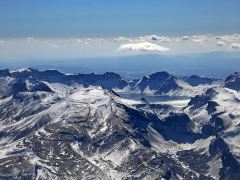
{"left": 12, "top": 78, "right": 53, "bottom": 95}
{"left": 187, "top": 88, "right": 217, "bottom": 110}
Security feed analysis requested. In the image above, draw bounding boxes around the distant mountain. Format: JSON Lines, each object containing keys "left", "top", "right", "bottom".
{"left": 92, "top": 72, "right": 128, "bottom": 89}
{"left": 0, "top": 68, "right": 220, "bottom": 97}
{"left": 185, "top": 75, "right": 217, "bottom": 86}
{"left": 134, "top": 71, "right": 181, "bottom": 94}
{"left": 130, "top": 71, "right": 220, "bottom": 96}
{"left": 3, "top": 68, "right": 128, "bottom": 90}
{"left": 224, "top": 72, "right": 240, "bottom": 91}
{"left": 3, "top": 52, "right": 240, "bottom": 78}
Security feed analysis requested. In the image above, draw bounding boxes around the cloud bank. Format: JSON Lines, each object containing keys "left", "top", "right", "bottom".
{"left": 0, "top": 34, "right": 239, "bottom": 60}
{"left": 217, "top": 41, "right": 226, "bottom": 47}
{"left": 118, "top": 42, "right": 170, "bottom": 52}
{"left": 0, "top": 40, "right": 4, "bottom": 44}
{"left": 230, "top": 43, "right": 240, "bottom": 49}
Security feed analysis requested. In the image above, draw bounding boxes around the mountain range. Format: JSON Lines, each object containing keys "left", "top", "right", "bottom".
{"left": 0, "top": 68, "right": 219, "bottom": 98}
{"left": 0, "top": 68, "right": 239, "bottom": 179}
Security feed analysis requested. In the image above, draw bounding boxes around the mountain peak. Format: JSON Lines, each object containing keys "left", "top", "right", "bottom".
{"left": 149, "top": 71, "right": 170, "bottom": 80}
{"left": 224, "top": 72, "right": 240, "bottom": 90}
{"left": 186, "top": 75, "right": 215, "bottom": 86}
{"left": 40, "top": 69, "right": 64, "bottom": 76}
{"left": 102, "top": 72, "right": 122, "bottom": 79}
{"left": 136, "top": 71, "right": 180, "bottom": 94}
{"left": 13, "top": 67, "right": 37, "bottom": 73}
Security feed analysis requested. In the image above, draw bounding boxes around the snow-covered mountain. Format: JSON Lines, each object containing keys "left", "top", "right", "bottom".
{"left": 0, "top": 85, "right": 198, "bottom": 179}
{"left": 130, "top": 71, "right": 220, "bottom": 97}
{"left": 183, "top": 86, "right": 240, "bottom": 179}
{"left": 1, "top": 68, "right": 220, "bottom": 98}
{"left": 133, "top": 71, "right": 181, "bottom": 94}
{"left": 0, "top": 68, "right": 239, "bottom": 179}
{"left": 185, "top": 75, "right": 217, "bottom": 87}
{"left": 7, "top": 68, "right": 128, "bottom": 90}
{"left": 224, "top": 72, "right": 240, "bottom": 91}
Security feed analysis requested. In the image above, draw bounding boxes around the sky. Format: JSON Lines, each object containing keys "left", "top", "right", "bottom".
{"left": 0, "top": 0, "right": 240, "bottom": 77}
{"left": 0, "top": 0, "right": 240, "bottom": 37}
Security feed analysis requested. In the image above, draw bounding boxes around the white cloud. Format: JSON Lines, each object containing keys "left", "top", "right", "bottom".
{"left": 112, "top": 36, "right": 134, "bottom": 42}
{"left": 216, "top": 41, "right": 226, "bottom": 47}
{"left": 118, "top": 42, "right": 170, "bottom": 52}
{"left": 26, "top": 37, "right": 36, "bottom": 42}
{"left": 230, "top": 43, "right": 240, "bottom": 49}
{"left": 192, "top": 38, "right": 205, "bottom": 42}
{"left": 50, "top": 44, "right": 61, "bottom": 48}
{"left": 219, "top": 34, "right": 240, "bottom": 42}
{"left": 149, "top": 35, "right": 171, "bottom": 42}
{"left": 138, "top": 35, "right": 171, "bottom": 42}
{"left": 182, "top": 36, "right": 189, "bottom": 40}
{"left": 191, "top": 35, "right": 210, "bottom": 42}
{"left": 69, "top": 38, "right": 83, "bottom": 43}
{"left": 1, "top": 35, "right": 240, "bottom": 61}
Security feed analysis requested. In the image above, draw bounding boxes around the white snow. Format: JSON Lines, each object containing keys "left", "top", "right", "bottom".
{"left": 207, "top": 155, "right": 222, "bottom": 179}
{"left": 119, "top": 97, "right": 190, "bottom": 107}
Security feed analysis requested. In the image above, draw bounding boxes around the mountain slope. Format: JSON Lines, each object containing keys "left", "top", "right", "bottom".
{"left": 183, "top": 82, "right": 240, "bottom": 179}
{"left": 0, "top": 85, "right": 201, "bottom": 179}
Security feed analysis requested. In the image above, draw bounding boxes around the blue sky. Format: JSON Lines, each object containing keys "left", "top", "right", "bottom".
{"left": 0, "top": 0, "right": 240, "bottom": 37}
{"left": 0, "top": 0, "right": 240, "bottom": 78}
